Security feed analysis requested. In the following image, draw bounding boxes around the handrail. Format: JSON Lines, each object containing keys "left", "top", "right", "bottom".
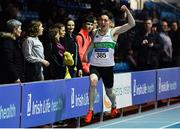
{"left": 157, "top": 0, "right": 180, "bottom": 12}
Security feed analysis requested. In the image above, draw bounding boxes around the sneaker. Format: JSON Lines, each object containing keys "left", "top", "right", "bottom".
{"left": 111, "top": 107, "right": 118, "bottom": 117}
{"left": 84, "top": 110, "right": 93, "bottom": 123}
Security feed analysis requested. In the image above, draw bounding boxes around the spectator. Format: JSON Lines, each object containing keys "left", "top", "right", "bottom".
{"left": 76, "top": 15, "right": 94, "bottom": 76}
{"left": 0, "top": 19, "right": 24, "bottom": 84}
{"left": 151, "top": 23, "right": 158, "bottom": 33}
{"left": 47, "top": 24, "right": 67, "bottom": 79}
{"left": 169, "top": 20, "right": 180, "bottom": 67}
{"left": 92, "top": 17, "right": 98, "bottom": 32}
{"left": 63, "top": 18, "right": 83, "bottom": 78}
{"left": 159, "top": 20, "right": 173, "bottom": 68}
{"left": 47, "top": 26, "right": 66, "bottom": 79}
{"left": 133, "top": 18, "right": 163, "bottom": 70}
{"left": 90, "top": 16, "right": 98, "bottom": 36}
{"left": 22, "top": 20, "right": 50, "bottom": 82}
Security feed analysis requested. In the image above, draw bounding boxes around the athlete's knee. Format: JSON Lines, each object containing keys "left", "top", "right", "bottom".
{"left": 90, "top": 74, "right": 98, "bottom": 87}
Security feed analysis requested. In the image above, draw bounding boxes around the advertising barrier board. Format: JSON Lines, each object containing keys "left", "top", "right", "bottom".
{"left": 157, "top": 68, "right": 179, "bottom": 100}
{"left": 65, "top": 77, "right": 103, "bottom": 119}
{"left": 0, "top": 84, "right": 21, "bottom": 128}
{"left": 21, "top": 80, "right": 66, "bottom": 127}
{"left": 132, "top": 70, "right": 156, "bottom": 105}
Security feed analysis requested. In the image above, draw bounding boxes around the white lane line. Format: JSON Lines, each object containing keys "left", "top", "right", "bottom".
{"left": 159, "top": 121, "right": 180, "bottom": 129}
{"left": 94, "top": 104, "right": 180, "bottom": 128}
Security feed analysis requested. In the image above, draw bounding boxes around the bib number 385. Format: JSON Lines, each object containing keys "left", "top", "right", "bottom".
{"left": 95, "top": 52, "right": 107, "bottom": 58}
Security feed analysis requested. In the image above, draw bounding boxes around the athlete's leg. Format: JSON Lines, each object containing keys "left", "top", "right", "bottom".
{"left": 101, "top": 67, "right": 118, "bottom": 117}
{"left": 89, "top": 73, "right": 98, "bottom": 110}
{"left": 85, "top": 66, "right": 100, "bottom": 123}
{"left": 105, "top": 87, "right": 116, "bottom": 108}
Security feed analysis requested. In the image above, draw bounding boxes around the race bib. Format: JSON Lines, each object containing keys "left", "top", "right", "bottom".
{"left": 94, "top": 48, "right": 109, "bottom": 59}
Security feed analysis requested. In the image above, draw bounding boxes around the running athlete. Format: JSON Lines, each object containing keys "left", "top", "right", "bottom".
{"left": 83, "top": 5, "right": 136, "bottom": 123}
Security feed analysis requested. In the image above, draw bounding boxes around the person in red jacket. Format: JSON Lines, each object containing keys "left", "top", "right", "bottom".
{"left": 76, "top": 15, "right": 94, "bottom": 76}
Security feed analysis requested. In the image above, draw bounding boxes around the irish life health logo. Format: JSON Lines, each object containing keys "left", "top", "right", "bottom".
{"left": 27, "top": 94, "right": 32, "bottom": 116}
{"left": 71, "top": 88, "right": 75, "bottom": 108}
{"left": 71, "top": 88, "right": 100, "bottom": 108}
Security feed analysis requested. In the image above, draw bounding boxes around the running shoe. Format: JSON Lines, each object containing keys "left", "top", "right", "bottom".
{"left": 111, "top": 107, "right": 118, "bottom": 117}
{"left": 84, "top": 110, "right": 93, "bottom": 123}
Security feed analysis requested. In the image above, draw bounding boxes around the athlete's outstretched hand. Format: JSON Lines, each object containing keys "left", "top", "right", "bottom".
{"left": 121, "top": 5, "right": 128, "bottom": 12}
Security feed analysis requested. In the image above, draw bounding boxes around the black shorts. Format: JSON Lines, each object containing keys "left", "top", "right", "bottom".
{"left": 90, "top": 65, "right": 114, "bottom": 88}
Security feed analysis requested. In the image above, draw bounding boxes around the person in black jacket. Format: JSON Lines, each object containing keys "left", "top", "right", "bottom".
{"left": 169, "top": 20, "right": 180, "bottom": 67}
{"left": 133, "top": 18, "right": 163, "bottom": 70}
{"left": 63, "top": 18, "right": 83, "bottom": 77}
{"left": 0, "top": 19, "right": 24, "bottom": 84}
{"left": 47, "top": 25, "right": 67, "bottom": 79}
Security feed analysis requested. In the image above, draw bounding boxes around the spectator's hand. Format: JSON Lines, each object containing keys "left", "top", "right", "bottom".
{"left": 142, "top": 39, "right": 148, "bottom": 45}
{"left": 148, "top": 42, "right": 154, "bottom": 47}
{"left": 15, "top": 78, "right": 21, "bottom": 83}
{"left": 42, "top": 60, "right": 50, "bottom": 67}
{"left": 78, "top": 69, "right": 83, "bottom": 77}
{"left": 74, "top": 66, "right": 77, "bottom": 72}
{"left": 84, "top": 68, "right": 90, "bottom": 74}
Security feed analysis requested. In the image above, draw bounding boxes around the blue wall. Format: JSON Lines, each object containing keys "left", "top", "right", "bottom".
{"left": 0, "top": 67, "right": 179, "bottom": 128}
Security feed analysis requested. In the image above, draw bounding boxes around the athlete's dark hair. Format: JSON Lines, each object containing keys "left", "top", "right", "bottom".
{"left": 98, "top": 9, "right": 113, "bottom": 20}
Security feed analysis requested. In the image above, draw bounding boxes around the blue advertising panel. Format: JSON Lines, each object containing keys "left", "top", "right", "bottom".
{"left": 65, "top": 77, "right": 103, "bottom": 119}
{"left": 157, "top": 68, "right": 179, "bottom": 100}
{"left": 0, "top": 84, "right": 21, "bottom": 128}
{"left": 21, "top": 80, "right": 66, "bottom": 128}
{"left": 132, "top": 70, "right": 156, "bottom": 105}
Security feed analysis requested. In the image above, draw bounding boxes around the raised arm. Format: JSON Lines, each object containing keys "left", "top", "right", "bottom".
{"left": 112, "top": 5, "right": 135, "bottom": 41}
